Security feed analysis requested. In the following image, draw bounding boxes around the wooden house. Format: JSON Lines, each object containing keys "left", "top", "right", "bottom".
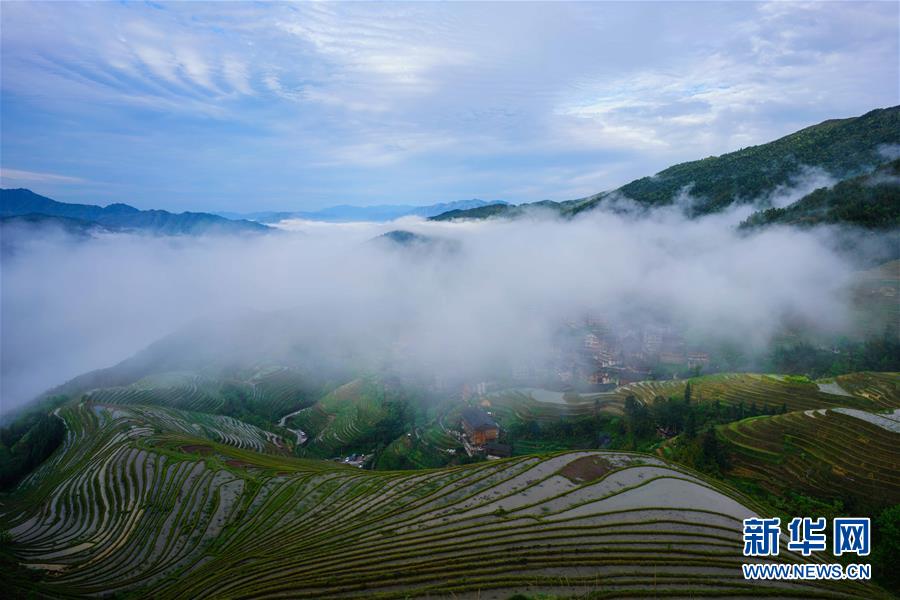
{"left": 461, "top": 407, "right": 499, "bottom": 446}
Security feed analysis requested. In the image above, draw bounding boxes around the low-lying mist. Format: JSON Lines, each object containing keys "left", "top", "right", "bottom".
{"left": 0, "top": 206, "right": 890, "bottom": 414}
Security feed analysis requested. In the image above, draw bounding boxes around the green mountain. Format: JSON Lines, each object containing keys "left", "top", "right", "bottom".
{"left": 571, "top": 105, "right": 900, "bottom": 216}
{"left": 431, "top": 106, "right": 900, "bottom": 223}
{"left": 0, "top": 188, "right": 270, "bottom": 235}
{"left": 740, "top": 158, "right": 900, "bottom": 229}
{"left": 430, "top": 202, "right": 521, "bottom": 221}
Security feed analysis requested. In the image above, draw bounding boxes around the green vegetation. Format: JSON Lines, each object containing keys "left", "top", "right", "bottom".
{"left": 429, "top": 200, "right": 562, "bottom": 221}
{"left": 290, "top": 377, "right": 419, "bottom": 461}
{"left": 428, "top": 201, "right": 514, "bottom": 220}
{"left": 1, "top": 370, "right": 896, "bottom": 597}
{"left": 707, "top": 408, "right": 899, "bottom": 515}
{"left": 1, "top": 399, "right": 885, "bottom": 599}
{"left": 619, "top": 372, "right": 899, "bottom": 413}
{"left": 430, "top": 106, "right": 900, "bottom": 227}
{"left": 0, "top": 404, "right": 67, "bottom": 490}
{"left": 571, "top": 106, "right": 900, "bottom": 216}
{"left": 82, "top": 367, "right": 329, "bottom": 433}
{"left": 764, "top": 334, "right": 900, "bottom": 379}
{"left": 873, "top": 504, "right": 900, "bottom": 592}
{"left": 741, "top": 159, "right": 900, "bottom": 229}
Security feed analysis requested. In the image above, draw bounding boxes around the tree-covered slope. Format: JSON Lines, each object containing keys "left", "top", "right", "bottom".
{"left": 571, "top": 106, "right": 900, "bottom": 216}
{"left": 431, "top": 106, "right": 900, "bottom": 223}
{"left": 740, "top": 158, "right": 900, "bottom": 229}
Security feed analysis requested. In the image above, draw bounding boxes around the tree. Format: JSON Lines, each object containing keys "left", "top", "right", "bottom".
{"left": 0, "top": 412, "right": 66, "bottom": 490}
{"left": 623, "top": 395, "right": 653, "bottom": 446}
{"left": 684, "top": 409, "right": 698, "bottom": 439}
{"left": 697, "top": 426, "right": 729, "bottom": 474}
{"left": 873, "top": 504, "right": 900, "bottom": 591}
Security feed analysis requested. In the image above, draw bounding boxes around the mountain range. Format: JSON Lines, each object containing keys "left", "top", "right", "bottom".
{"left": 217, "top": 198, "right": 506, "bottom": 223}
{"left": 1, "top": 188, "right": 270, "bottom": 235}
{"left": 4, "top": 106, "right": 898, "bottom": 233}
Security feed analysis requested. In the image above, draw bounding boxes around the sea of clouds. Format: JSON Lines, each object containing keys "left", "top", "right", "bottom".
{"left": 0, "top": 205, "right": 884, "bottom": 413}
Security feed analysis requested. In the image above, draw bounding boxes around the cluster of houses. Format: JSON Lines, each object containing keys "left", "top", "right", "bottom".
{"left": 501, "top": 315, "right": 711, "bottom": 390}
{"left": 338, "top": 453, "right": 370, "bottom": 468}
{"left": 551, "top": 316, "right": 710, "bottom": 388}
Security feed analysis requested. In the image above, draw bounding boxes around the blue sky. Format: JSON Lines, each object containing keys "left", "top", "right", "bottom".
{"left": 1, "top": 1, "right": 897, "bottom": 212}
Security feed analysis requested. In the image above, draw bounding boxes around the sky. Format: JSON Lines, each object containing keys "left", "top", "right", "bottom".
{"left": 1, "top": 1, "right": 898, "bottom": 212}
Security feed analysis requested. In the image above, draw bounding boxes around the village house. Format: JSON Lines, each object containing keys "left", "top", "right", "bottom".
{"left": 461, "top": 406, "right": 500, "bottom": 446}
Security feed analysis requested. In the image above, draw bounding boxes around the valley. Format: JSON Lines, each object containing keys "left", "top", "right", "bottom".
{"left": 1, "top": 74, "right": 898, "bottom": 598}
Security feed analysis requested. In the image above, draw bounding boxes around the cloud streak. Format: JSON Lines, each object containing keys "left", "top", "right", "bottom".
{"left": 0, "top": 169, "right": 87, "bottom": 185}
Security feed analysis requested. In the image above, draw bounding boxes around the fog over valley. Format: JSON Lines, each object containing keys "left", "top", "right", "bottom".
{"left": 1, "top": 203, "right": 887, "bottom": 413}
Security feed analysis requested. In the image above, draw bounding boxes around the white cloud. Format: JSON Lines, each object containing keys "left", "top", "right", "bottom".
{"left": 0, "top": 1, "right": 896, "bottom": 207}
{"left": 221, "top": 56, "right": 254, "bottom": 96}
{"left": 0, "top": 169, "right": 86, "bottom": 185}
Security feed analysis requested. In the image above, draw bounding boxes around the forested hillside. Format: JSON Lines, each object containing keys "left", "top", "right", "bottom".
{"left": 570, "top": 106, "right": 899, "bottom": 216}
{"left": 740, "top": 158, "right": 900, "bottom": 229}
{"left": 431, "top": 106, "right": 900, "bottom": 225}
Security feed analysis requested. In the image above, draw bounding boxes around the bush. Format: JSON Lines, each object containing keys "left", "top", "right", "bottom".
{"left": 0, "top": 412, "right": 66, "bottom": 490}
{"left": 873, "top": 504, "right": 900, "bottom": 591}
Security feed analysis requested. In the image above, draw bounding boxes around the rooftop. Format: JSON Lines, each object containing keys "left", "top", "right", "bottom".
{"left": 461, "top": 406, "right": 499, "bottom": 431}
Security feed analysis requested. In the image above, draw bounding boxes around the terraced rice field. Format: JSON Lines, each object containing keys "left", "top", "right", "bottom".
{"left": 287, "top": 378, "right": 388, "bottom": 457}
{"left": 83, "top": 367, "right": 322, "bottom": 423}
{"left": 475, "top": 373, "right": 898, "bottom": 432}
{"left": 619, "top": 372, "right": 900, "bottom": 413}
{"left": 85, "top": 372, "right": 227, "bottom": 414}
{"left": 1, "top": 401, "right": 886, "bottom": 599}
{"left": 718, "top": 407, "right": 900, "bottom": 511}
{"left": 484, "top": 388, "right": 626, "bottom": 424}
{"left": 247, "top": 367, "right": 321, "bottom": 419}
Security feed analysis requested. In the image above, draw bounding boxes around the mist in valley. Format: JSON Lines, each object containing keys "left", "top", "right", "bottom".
{"left": 3, "top": 201, "right": 891, "bottom": 415}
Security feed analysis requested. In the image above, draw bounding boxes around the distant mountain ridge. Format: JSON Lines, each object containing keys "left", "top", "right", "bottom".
{"left": 218, "top": 198, "right": 506, "bottom": 223}
{"left": 0, "top": 188, "right": 270, "bottom": 235}
{"left": 430, "top": 200, "right": 560, "bottom": 221}
{"left": 430, "top": 105, "right": 900, "bottom": 224}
